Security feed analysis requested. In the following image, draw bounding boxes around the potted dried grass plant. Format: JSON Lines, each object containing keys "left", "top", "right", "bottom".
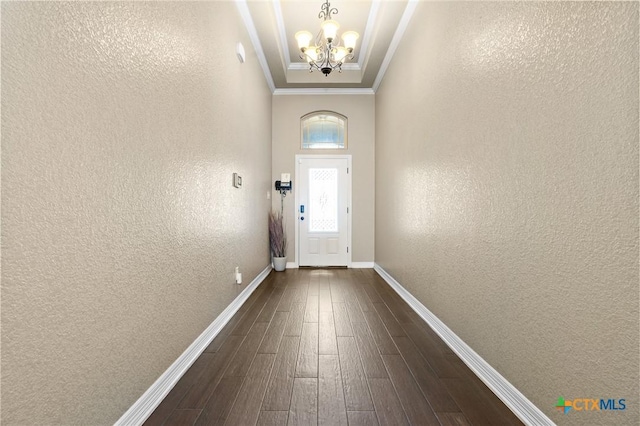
{"left": 269, "top": 210, "right": 287, "bottom": 271}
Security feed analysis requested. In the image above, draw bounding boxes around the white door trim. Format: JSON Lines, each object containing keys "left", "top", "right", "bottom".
{"left": 295, "top": 154, "right": 352, "bottom": 268}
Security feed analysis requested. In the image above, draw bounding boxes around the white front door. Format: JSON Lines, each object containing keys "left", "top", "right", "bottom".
{"left": 296, "top": 156, "right": 351, "bottom": 267}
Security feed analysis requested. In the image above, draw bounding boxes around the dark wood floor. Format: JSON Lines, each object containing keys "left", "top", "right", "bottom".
{"left": 144, "top": 268, "right": 523, "bottom": 426}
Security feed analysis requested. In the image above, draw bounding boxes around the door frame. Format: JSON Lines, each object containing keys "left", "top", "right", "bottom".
{"left": 294, "top": 154, "right": 352, "bottom": 268}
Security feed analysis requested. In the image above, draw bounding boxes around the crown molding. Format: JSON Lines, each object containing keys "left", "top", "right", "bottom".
{"left": 236, "top": 0, "right": 276, "bottom": 93}
{"left": 372, "top": 0, "right": 418, "bottom": 92}
{"left": 357, "top": 0, "right": 381, "bottom": 72}
{"left": 272, "top": 0, "right": 291, "bottom": 71}
{"left": 273, "top": 88, "right": 375, "bottom": 96}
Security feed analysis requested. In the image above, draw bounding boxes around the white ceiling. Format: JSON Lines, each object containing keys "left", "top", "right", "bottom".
{"left": 238, "top": 0, "right": 417, "bottom": 93}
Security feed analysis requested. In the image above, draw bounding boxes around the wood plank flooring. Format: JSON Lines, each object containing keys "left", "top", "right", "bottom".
{"left": 144, "top": 269, "right": 523, "bottom": 426}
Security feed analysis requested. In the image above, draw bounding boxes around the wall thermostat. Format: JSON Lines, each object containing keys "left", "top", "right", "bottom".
{"left": 233, "top": 173, "right": 242, "bottom": 188}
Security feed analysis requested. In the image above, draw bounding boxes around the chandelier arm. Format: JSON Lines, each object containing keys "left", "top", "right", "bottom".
{"left": 318, "top": 0, "right": 338, "bottom": 20}
{"left": 300, "top": 51, "right": 322, "bottom": 66}
{"left": 314, "top": 29, "right": 324, "bottom": 49}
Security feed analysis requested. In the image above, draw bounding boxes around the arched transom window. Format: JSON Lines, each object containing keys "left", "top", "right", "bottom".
{"left": 301, "top": 111, "right": 347, "bottom": 149}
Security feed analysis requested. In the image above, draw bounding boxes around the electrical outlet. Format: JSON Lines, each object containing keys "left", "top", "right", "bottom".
{"left": 235, "top": 267, "right": 242, "bottom": 285}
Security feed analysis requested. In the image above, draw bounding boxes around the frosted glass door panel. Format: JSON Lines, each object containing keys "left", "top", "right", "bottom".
{"left": 308, "top": 168, "right": 338, "bottom": 232}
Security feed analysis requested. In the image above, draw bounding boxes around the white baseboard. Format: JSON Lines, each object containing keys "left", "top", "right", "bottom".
{"left": 286, "top": 261, "right": 373, "bottom": 269}
{"left": 351, "top": 262, "right": 374, "bottom": 268}
{"left": 373, "top": 264, "right": 554, "bottom": 426}
{"left": 115, "top": 265, "right": 273, "bottom": 426}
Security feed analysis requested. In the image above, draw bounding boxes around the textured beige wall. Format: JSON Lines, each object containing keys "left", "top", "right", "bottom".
{"left": 1, "top": 2, "right": 271, "bottom": 424}
{"left": 272, "top": 95, "right": 375, "bottom": 264}
{"left": 375, "top": 2, "right": 638, "bottom": 425}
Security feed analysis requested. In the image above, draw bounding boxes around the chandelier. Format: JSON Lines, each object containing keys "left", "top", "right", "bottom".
{"left": 294, "top": 0, "right": 359, "bottom": 76}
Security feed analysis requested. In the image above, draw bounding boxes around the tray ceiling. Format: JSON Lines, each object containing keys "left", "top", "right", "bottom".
{"left": 239, "top": 0, "right": 416, "bottom": 92}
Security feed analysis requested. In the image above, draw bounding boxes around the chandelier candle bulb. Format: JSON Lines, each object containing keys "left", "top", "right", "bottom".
{"left": 321, "top": 20, "right": 340, "bottom": 41}
{"left": 306, "top": 47, "right": 319, "bottom": 63}
{"left": 294, "top": 0, "right": 359, "bottom": 76}
{"left": 334, "top": 47, "right": 348, "bottom": 63}
{"left": 295, "top": 31, "right": 313, "bottom": 51}
{"left": 341, "top": 31, "right": 359, "bottom": 51}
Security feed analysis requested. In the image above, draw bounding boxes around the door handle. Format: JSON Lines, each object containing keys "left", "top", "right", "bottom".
{"left": 300, "top": 205, "right": 305, "bottom": 213}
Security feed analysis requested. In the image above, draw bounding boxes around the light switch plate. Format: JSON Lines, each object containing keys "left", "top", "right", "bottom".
{"left": 233, "top": 173, "right": 242, "bottom": 188}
